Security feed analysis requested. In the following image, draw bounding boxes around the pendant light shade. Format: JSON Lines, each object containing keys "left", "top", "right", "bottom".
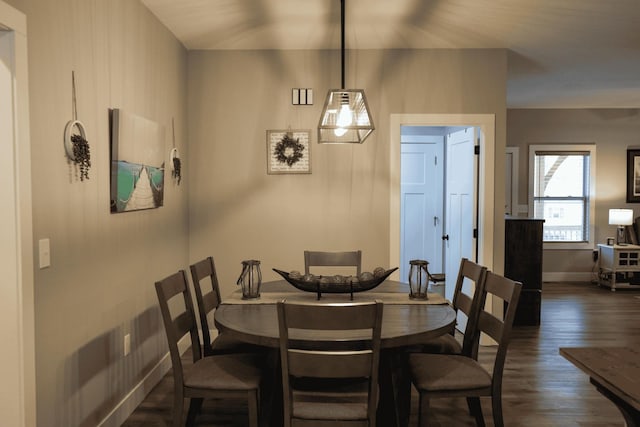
{"left": 318, "top": 0, "right": 374, "bottom": 144}
{"left": 318, "top": 89, "right": 374, "bottom": 144}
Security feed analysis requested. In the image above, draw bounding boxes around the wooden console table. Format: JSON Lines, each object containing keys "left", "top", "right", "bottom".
{"left": 560, "top": 347, "right": 640, "bottom": 427}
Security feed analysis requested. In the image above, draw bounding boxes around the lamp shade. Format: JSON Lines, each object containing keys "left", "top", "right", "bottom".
{"left": 608, "top": 209, "right": 634, "bottom": 226}
{"left": 318, "top": 89, "right": 374, "bottom": 144}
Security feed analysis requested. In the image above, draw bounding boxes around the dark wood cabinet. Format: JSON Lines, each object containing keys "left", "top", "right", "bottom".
{"left": 504, "top": 217, "right": 544, "bottom": 326}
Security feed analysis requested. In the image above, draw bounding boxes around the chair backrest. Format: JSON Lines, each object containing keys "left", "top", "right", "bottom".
{"left": 470, "top": 271, "right": 522, "bottom": 390}
{"left": 452, "top": 258, "right": 488, "bottom": 352}
{"left": 155, "top": 270, "right": 203, "bottom": 389}
{"left": 277, "top": 300, "right": 383, "bottom": 425}
{"left": 304, "top": 250, "right": 362, "bottom": 275}
{"left": 190, "top": 256, "right": 222, "bottom": 356}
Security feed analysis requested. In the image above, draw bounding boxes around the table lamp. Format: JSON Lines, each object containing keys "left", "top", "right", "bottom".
{"left": 609, "top": 209, "right": 634, "bottom": 245}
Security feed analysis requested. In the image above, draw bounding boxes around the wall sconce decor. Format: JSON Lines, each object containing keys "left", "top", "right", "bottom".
{"left": 170, "top": 118, "right": 181, "bottom": 185}
{"left": 609, "top": 208, "right": 634, "bottom": 245}
{"left": 317, "top": 0, "right": 374, "bottom": 144}
{"left": 170, "top": 148, "right": 181, "bottom": 185}
{"left": 64, "top": 71, "right": 91, "bottom": 181}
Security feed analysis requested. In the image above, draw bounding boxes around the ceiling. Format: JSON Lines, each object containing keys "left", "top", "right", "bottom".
{"left": 141, "top": 0, "right": 640, "bottom": 108}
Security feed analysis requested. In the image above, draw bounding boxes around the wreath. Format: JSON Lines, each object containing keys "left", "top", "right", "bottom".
{"left": 274, "top": 134, "right": 305, "bottom": 167}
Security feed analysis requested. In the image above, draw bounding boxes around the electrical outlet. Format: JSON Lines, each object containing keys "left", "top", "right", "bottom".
{"left": 592, "top": 250, "right": 599, "bottom": 262}
{"left": 124, "top": 334, "right": 131, "bottom": 356}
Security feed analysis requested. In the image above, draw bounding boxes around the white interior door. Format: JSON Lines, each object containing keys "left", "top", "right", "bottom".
{"left": 445, "top": 127, "right": 477, "bottom": 330}
{"left": 400, "top": 135, "right": 444, "bottom": 282}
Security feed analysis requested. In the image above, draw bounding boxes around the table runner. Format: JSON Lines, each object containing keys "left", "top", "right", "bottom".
{"left": 222, "top": 289, "right": 449, "bottom": 305}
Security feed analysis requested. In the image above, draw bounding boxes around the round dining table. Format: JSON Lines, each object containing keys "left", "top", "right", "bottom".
{"left": 214, "top": 279, "right": 456, "bottom": 427}
{"left": 215, "top": 279, "right": 456, "bottom": 348}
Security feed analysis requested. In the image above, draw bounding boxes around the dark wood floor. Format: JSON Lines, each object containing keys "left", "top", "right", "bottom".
{"left": 123, "top": 281, "right": 640, "bottom": 426}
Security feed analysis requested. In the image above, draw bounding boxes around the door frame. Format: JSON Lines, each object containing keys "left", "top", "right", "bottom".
{"left": 505, "top": 146, "right": 520, "bottom": 216}
{"left": 390, "top": 113, "right": 495, "bottom": 274}
{"left": 0, "top": 2, "right": 36, "bottom": 426}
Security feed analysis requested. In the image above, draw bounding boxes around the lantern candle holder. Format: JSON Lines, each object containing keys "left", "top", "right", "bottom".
{"left": 408, "top": 259, "right": 430, "bottom": 300}
{"left": 236, "top": 260, "right": 262, "bottom": 299}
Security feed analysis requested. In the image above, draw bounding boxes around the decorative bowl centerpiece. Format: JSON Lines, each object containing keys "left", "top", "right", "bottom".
{"left": 273, "top": 267, "right": 398, "bottom": 295}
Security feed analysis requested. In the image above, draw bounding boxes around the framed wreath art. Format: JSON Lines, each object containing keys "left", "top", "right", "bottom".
{"left": 267, "top": 129, "right": 311, "bottom": 174}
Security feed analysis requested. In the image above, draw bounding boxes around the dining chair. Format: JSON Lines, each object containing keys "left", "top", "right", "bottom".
{"left": 277, "top": 299, "right": 383, "bottom": 427}
{"left": 155, "top": 270, "right": 264, "bottom": 427}
{"left": 407, "top": 271, "right": 522, "bottom": 427}
{"left": 190, "top": 256, "right": 264, "bottom": 356}
{"left": 304, "top": 250, "right": 362, "bottom": 275}
{"left": 410, "top": 257, "right": 488, "bottom": 355}
{"left": 395, "top": 258, "right": 487, "bottom": 425}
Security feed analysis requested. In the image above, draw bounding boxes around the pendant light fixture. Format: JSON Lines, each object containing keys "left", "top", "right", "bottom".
{"left": 318, "top": 0, "right": 374, "bottom": 144}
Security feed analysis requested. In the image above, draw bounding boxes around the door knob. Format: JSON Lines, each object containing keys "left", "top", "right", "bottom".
{"left": 442, "top": 234, "right": 449, "bottom": 241}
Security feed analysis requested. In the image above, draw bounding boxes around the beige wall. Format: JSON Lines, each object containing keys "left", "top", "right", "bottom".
{"left": 22, "top": 0, "right": 188, "bottom": 424}
{"left": 187, "top": 48, "right": 508, "bottom": 298}
{"left": 2, "top": 0, "right": 23, "bottom": 12}
{"left": 507, "top": 108, "right": 640, "bottom": 276}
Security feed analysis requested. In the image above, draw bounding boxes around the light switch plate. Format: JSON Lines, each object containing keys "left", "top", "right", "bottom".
{"left": 292, "top": 88, "right": 313, "bottom": 105}
{"left": 39, "top": 238, "right": 50, "bottom": 269}
{"left": 124, "top": 333, "right": 131, "bottom": 356}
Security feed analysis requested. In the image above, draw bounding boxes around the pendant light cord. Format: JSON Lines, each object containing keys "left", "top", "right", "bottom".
{"left": 172, "top": 117, "right": 176, "bottom": 148}
{"left": 341, "top": 0, "right": 345, "bottom": 89}
{"left": 72, "top": 71, "right": 78, "bottom": 121}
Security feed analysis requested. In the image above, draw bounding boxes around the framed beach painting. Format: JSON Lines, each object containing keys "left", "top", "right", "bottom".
{"left": 109, "top": 108, "right": 166, "bottom": 213}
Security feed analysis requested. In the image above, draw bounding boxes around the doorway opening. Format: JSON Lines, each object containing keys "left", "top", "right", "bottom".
{"left": 390, "top": 114, "right": 496, "bottom": 300}
{"left": 399, "top": 125, "right": 479, "bottom": 303}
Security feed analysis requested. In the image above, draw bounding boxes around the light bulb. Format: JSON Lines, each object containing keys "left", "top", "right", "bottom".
{"left": 336, "top": 104, "right": 353, "bottom": 128}
{"left": 334, "top": 103, "right": 352, "bottom": 136}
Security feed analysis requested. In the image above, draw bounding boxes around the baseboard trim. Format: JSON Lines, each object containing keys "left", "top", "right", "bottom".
{"left": 97, "top": 335, "right": 191, "bottom": 427}
{"left": 543, "top": 272, "right": 594, "bottom": 282}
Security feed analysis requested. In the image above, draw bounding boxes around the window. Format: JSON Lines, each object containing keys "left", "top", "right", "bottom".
{"left": 529, "top": 144, "right": 596, "bottom": 249}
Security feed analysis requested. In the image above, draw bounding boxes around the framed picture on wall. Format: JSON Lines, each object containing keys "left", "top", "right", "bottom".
{"left": 266, "top": 129, "right": 311, "bottom": 174}
{"left": 109, "top": 108, "right": 166, "bottom": 212}
{"left": 627, "top": 149, "right": 640, "bottom": 203}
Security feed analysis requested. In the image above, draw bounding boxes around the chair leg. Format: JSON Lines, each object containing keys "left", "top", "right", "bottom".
{"left": 248, "top": 389, "right": 260, "bottom": 427}
{"left": 417, "top": 394, "right": 430, "bottom": 427}
{"left": 492, "top": 395, "right": 504, "bottom": 427}
{"left": 185, "top": 397, "right": 203, "bottom": 426}
{"left": 172, "top": 393, "right": 184, "bottom": 427}
{"left": 393, "top": 353, "right": 412, "bottom": 427}
{"left": 467, "top": 397, "right": 485, "bottom": 427}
